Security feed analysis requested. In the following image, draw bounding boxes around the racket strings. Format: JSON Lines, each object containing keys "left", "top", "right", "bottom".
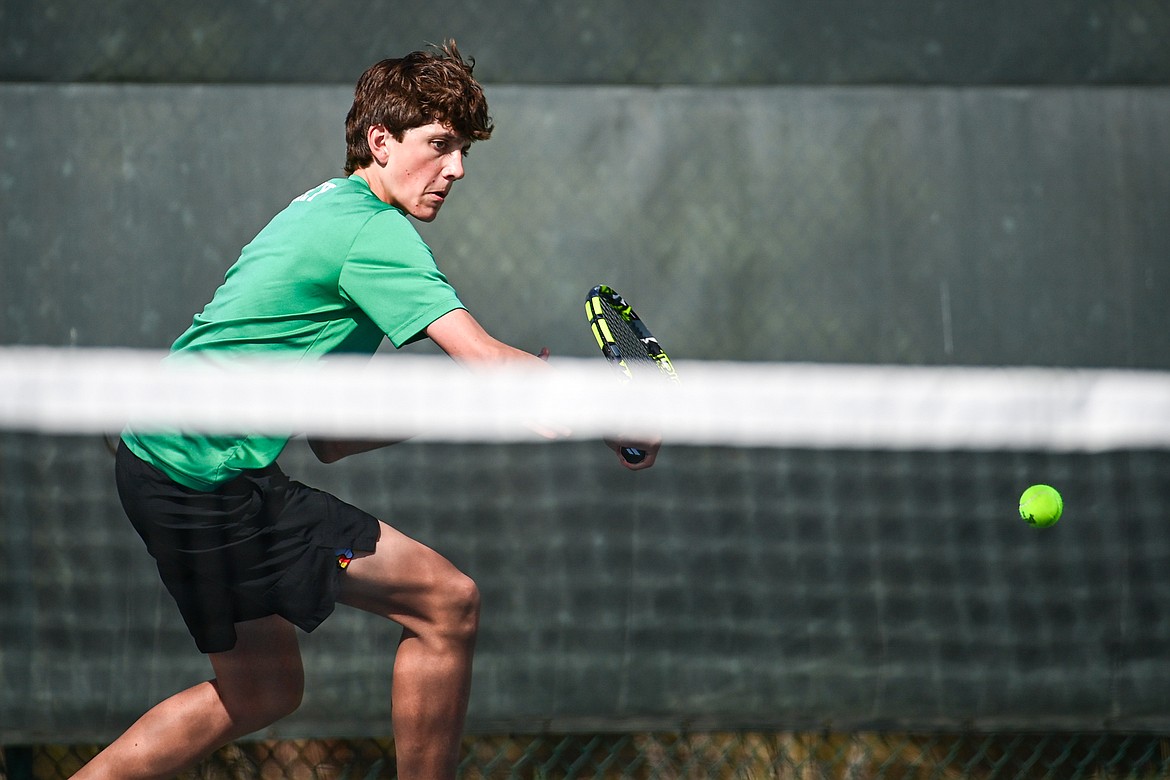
{"left": 598, "top": 301, "right": 658, "bottom": 378}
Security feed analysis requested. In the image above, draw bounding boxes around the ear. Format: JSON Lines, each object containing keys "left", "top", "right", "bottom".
{"left": 366, "top": 125, "right": 394, "bottom": 166}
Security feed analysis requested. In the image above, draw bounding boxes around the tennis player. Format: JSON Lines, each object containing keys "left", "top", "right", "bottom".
{"left": 78, "top": 42, "right": 658, "bottom": 780}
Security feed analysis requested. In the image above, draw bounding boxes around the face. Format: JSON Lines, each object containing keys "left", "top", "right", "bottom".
{"left": 361, "top": 122, "right": 471, "bottom": 222}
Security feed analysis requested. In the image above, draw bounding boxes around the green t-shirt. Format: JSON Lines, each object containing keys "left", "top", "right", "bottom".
{"left": 124, "top": 175, "right": 464, "bottom": 489}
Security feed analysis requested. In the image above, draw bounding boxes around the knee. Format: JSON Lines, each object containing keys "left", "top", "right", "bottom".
{"left": 249, "top": 682, "right": 303, "bottom": 731}
{"left": 441, "top": 573, "right": 480, "bottom": 644}
{"left": 263, "top": 672, "right": 305, "bottom": 721}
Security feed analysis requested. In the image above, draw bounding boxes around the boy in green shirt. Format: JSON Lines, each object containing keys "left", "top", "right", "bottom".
{"left": 81, "top": 42, "right": 658, "bottom": 780}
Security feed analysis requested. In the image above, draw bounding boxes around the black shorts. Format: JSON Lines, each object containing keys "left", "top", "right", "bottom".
{"left": 115, "top": 442, "right": 380, "bottom": 654}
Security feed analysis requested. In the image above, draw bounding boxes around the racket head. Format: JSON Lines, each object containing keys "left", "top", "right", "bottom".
{"left": 585, "top": 285, "right": 678, "bottom": 384}
{"left": 585, "top": 284, "right": 677, "bottom": 465}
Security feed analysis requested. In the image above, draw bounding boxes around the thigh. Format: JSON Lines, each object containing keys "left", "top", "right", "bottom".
{"left": 337, "top": 520, "right": 474, "bottom": 633}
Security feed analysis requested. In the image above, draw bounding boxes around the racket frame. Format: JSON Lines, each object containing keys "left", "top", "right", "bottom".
{"left": 585, "top": 284, "right": 678, "bottom": 462}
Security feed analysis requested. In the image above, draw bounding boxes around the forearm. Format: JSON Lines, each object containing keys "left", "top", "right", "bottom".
{"left": 311, "top": 312, "right": 536, "bottom": 463}
{"left": 308, "top": 437, "right": 406, "bottom": 463}
{"left": 426, "top": 309, "right": 546, "bottom": 366}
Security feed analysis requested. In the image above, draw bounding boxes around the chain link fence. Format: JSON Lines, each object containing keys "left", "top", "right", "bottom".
{"left": 5, "top": 732, "right": 1170, "bottom": 779}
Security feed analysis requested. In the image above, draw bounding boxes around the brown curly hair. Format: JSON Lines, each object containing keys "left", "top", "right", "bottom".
{"left": 343, "top": 40, "right": 494, "bottom": 175}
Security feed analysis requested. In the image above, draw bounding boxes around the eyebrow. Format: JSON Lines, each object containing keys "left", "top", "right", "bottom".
{"left": 430, "top": 129, "right": 469, "bottom": 145}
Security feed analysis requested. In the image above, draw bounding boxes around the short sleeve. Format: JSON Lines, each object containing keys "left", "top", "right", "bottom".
{"left": 339, "top": 210, "right": 465, "bottom": 347}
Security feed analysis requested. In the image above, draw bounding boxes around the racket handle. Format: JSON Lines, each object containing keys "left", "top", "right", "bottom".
{"left": 620, "top": 447, "right": 647, "bottom": 464}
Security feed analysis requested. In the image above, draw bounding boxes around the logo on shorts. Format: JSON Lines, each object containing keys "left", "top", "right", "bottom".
{"left": 335, "top": 548, "right": 354, "bottom": 570}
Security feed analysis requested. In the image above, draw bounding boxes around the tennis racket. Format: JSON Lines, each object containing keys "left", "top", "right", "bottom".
{"left": 585, "top": 284, "right": 679, "bottom": 463}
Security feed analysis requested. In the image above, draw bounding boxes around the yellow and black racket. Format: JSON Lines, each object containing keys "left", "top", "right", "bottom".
{"left": 585, "top": 284, "right": 679, "bottom": 463}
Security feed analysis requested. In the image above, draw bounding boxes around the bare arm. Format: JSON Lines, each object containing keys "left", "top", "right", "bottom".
{"left": 308, "top": 309, "right": 545, "bottom": 463}
{"left": 430, "top": 309, "right": 657, "bottom": 469}
{"left": 424, "top": 308, "right": 547, "bottom": 366}
{"left": 308, "top": 437, "right": 402, "bottom": 463}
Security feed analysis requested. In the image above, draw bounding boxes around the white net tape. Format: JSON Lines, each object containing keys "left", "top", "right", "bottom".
{"left": 2, "top": 347, "right": 1169, "bottom": 451}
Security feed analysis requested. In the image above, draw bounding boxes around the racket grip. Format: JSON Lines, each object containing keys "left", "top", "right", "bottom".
{"left": 620, "top": 447, "right": 647, "bottom": 464}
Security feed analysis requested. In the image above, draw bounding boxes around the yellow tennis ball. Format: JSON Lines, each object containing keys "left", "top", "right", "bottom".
{"left": 1019, "top": 484, "right": 1063, "bottom": 528}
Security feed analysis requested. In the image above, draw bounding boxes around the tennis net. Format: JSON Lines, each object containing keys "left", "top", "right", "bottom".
{"left": 3, "top": 346, "right": 1170, "bottom": 756}
{"left": 3, "top": 346, "right": 1168, "bottom": 450}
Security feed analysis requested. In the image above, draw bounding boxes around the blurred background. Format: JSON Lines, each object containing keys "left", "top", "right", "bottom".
{"left": 2, "top": 1, "right": 1169, "bottom": 777}
{"left": 4, "top": 0, "right": 1169, "bottom": 367}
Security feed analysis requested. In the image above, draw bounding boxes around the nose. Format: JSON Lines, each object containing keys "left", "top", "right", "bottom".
{"left": 445, "top": 152, "right": 465, "bottom": 180}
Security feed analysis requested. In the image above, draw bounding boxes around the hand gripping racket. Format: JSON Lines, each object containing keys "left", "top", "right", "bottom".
{"left": 585, "top": 284, "right": 679, "bottom": 463}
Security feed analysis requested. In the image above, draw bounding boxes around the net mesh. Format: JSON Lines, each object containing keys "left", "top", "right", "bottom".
{"left": 3, "top": 348, "right": 1170, "bottom": 776}
{"left": 3, "top": 347, "right": 1168, "bottom": 449}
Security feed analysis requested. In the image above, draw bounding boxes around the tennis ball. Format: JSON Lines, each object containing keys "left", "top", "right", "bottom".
{"left": 1019, "top": 484, "right": 1063, "bottom": 528}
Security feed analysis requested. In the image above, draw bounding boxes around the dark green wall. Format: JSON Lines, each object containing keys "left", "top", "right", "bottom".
{"left": 4, "top": 1, "right": 1169, "bottom": 85}
{"left": 3, "top": 83, "right": 1168, "bottom": 368}
{"left": 3, "top": 0, "right": 1169, "bottom": 743}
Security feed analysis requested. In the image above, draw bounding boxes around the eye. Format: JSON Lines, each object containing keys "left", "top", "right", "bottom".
{"left": 430, "top": 135, "right": 471, "bottom": 158}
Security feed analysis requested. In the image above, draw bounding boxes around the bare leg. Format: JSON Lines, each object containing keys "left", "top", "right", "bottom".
{"left": 339, "top": 520, "right": 480, "bottom": 780}
{"left": 74, "top": 615, "right": 303, "bottom": 780}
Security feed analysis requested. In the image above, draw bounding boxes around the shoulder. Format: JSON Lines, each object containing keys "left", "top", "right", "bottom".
{"left": 351, "top": 203, "right": 432, "bottom": 261}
